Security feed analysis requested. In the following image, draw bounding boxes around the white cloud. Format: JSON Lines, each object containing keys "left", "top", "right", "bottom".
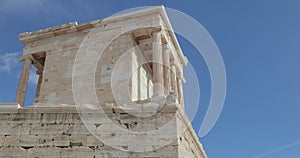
{"left": 0, "top": 52, "right": 20, "bottom": 73}
{"left": 28, "top": 68, "right": 39, "bottom": 85}
{"left": 15, "top": 67, "right": 39, "bottom": 85}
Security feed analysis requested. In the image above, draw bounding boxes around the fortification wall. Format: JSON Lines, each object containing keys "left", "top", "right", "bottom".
{"left": 0, "top": 103, "right": 179, "bottom": 158}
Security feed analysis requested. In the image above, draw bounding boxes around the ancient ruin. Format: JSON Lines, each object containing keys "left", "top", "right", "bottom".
{"left": 0, "top": 6, "right": 207, "bottom": 157}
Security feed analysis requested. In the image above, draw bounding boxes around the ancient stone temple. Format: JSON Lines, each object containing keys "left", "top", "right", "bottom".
{"left": 0, "top": 6, "right": 207, "bottom": 158}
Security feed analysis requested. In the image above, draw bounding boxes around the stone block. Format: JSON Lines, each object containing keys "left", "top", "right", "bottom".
{"left": 53, "top": 135, "right": 70, "bottom": 147}
{"left": 0, "top": 147, "right": 26, "bottom": 157}
{"left": 60, "top": 147, "right": 94, "bottom": 158}
{"left": 94, "top": 146, "right": 128, "bottom": 158}
{"left": 0, "top": 113, "right": 10, "bottom": 123}
{"left": 20, "top": 134, "right": 38, "bottom": 147}
{"left": 55, "top": 113, "right": 68, "bottom": 124}
{"left": 3, "top": 135, "right": 21, "bottom": 147}
{"left": 0, "top": 124, "right": 31, "bottom": 135}
{"left": 70, "top": 134, "right": 87, "bottom": 147}
{"left": 87, "top": 135, "right": 104, "bottom": 147}
{"left": 27, "top": 147, "right": 61, "bottom": 158}
{"left": 37, "top": 135, "right": 54, "bottom": 147}
{"left": 30, "top": 124, "right": 65, "bottom": 135}
{"left": 65, "top": 123, "right": 95, "bottom": 134}
{"left": 0, "top": 135, "right": 4, "bottom": 146}
{"left": 41, "top": 113, "right": 57, "bottom": 124}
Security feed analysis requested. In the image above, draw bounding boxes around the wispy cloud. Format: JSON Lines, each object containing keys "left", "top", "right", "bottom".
{"left": 16, "top": 67, "right": 39, "bottom": 85}
{"left": 251, "top": 140, "right": 300, "bottom": 158}
{"left": 0, "top": 52, "right": 20, "bottom": 73}
{"left": 28, "top": 68, "right": 39, "bottom": 85}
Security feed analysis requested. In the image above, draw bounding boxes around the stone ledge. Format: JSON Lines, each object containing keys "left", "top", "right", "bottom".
{"left": 0, "top": 103, "right": 20, "bottom": 113}
{"left": 179, "top": 111, "right": 208, "bottom": 158}
{"left": 17, "top": 101, "right": 179, "bottom": 114}
{"left": 17, "top": 5, "right": 187, "bottom": 66}
{"left": 18, "top": 6, "right": 165, "bottom": 44}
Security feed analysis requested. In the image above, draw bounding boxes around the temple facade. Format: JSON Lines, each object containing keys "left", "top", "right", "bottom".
{"left": 0, "top": 6, "right": 207, "bottom": 158}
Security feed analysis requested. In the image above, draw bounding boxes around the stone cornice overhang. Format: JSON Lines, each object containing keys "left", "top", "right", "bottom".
{"left": 18, "top": 5, "right": 187, "bottom": 67}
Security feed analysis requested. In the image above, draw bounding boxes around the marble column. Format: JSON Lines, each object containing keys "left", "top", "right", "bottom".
{"left": 170, "top": 64, "right": 178, "bottom": 99}
{"left": 15, "top": 56, "right": 32, "bottom": 107}
{"left": 152, "top": 32, "right": 164, "bottom": 97}
{"left": 162, "top": 46, "right": 171, "bottom": 96}
{"left": 177, "top": 78, "right": 184, "bottom": 107}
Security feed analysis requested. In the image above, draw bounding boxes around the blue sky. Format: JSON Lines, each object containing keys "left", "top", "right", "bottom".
{"left": 1, "top": 0, "right": 300, "bottom": 157}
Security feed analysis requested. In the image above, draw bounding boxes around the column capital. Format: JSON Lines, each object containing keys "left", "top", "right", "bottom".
{"left": 151, "top": 27, "right": 162, "bottom": 33}
{"left": 19, "top": 54, "right": 33, "bottom": 62}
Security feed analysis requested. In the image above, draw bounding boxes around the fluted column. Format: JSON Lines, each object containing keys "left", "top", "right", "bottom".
{"left": 177, "top": 78, "right": 184, "bottom": 107}
{"left": 170, "top": 64, "right": 178, "bottom": 99}
{"left": 162, "top": 46, "right": 171, "bottom": 96}
{"left": 15, "top": 56, "right": 32, "bottom": 106}
{"left": 152, "top": 32, "right": 164, "bottom": 97}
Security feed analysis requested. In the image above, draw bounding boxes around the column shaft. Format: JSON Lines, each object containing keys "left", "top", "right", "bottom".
{"left": 171, "top": 65, "right": 178, "bottom": 99}
{"left": 177, "top": 78, "right": 184, "bottom": 107}
{"left": 152, "top": 32, "right": 164, "bottom": 97}
{"left": 163, "top": 46, "right": 171, "bottom": 96}
{"left": 15, "top": 56, "right": 32, "bottom": 106}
